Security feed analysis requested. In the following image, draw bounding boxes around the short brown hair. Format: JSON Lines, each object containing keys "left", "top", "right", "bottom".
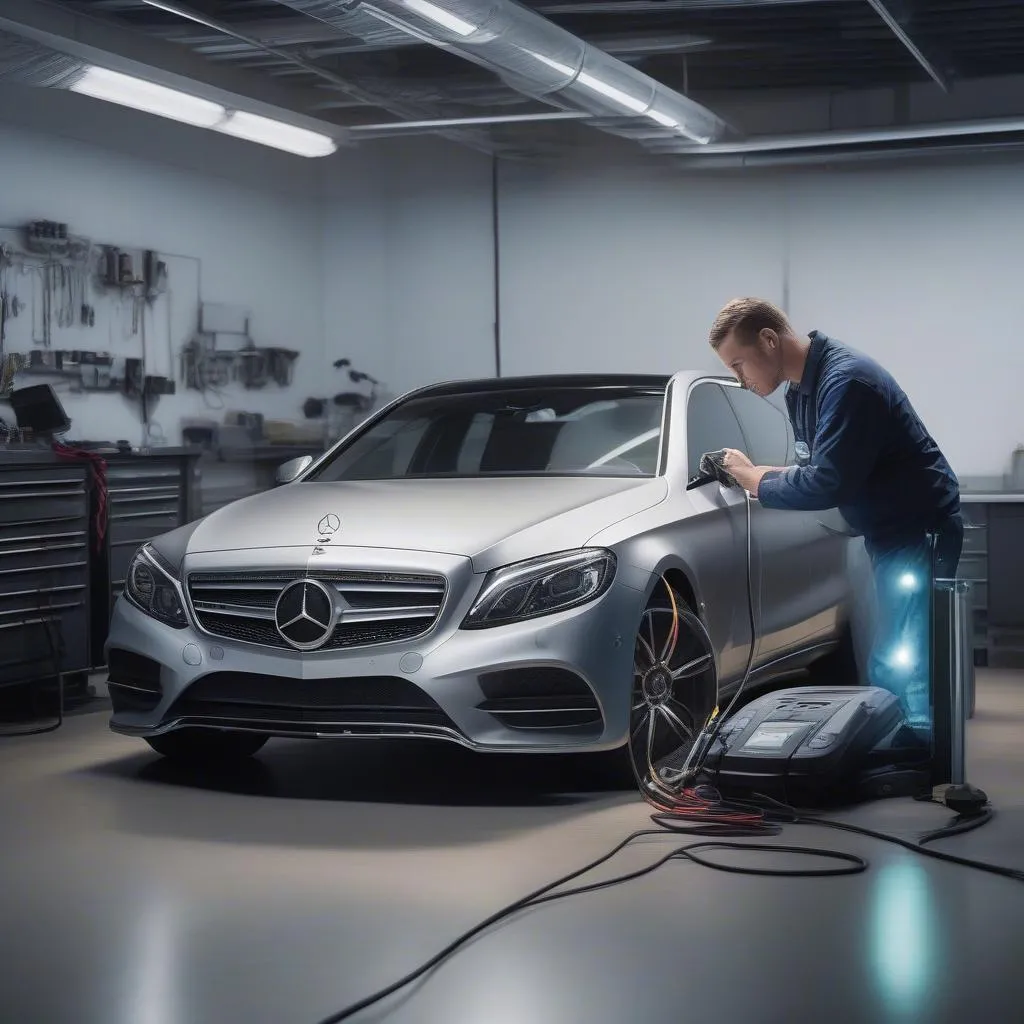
{"left": 709, "top": 297, "right": 792, "bottom": 349}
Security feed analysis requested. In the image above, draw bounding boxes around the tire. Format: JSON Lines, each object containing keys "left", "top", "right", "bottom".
{"left": 145, "top": 729, "right": 268, "bottom": 763}
{"left": 610, "top": 583, "right": 718, "bottom": 791}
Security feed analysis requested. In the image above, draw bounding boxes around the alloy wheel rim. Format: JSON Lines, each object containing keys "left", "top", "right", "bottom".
{"left": 628, "top": 603, "right": 717, "bottom": 791}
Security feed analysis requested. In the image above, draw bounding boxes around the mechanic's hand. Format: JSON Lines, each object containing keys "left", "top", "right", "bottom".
{"left": 721, "top": 449, "right": 759, "bottom": 493}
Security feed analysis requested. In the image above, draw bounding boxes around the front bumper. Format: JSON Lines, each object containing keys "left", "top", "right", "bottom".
{"left": 105, "top": 564, "right": 647, "bottom": 753}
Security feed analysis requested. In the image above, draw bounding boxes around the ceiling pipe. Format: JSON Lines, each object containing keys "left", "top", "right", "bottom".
{"left": 659, "top": 115, "right": 1024, "bottom": 156}
{"left": 673, "top": 136, "right": 1024, "bottom": 170}
{"left": 273, "top": 0, "right": 731, "bottom": 146}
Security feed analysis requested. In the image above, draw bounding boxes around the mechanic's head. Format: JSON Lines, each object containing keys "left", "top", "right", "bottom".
{"left": 709, "top": 297, "right": 793, "bottom": 396}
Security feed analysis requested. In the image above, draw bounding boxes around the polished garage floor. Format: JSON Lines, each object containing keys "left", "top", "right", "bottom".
{"left": 3, "top": 673, "right": 1024, "bottom": 1024}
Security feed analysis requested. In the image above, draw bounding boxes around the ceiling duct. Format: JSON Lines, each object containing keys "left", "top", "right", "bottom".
{"left": 273, "top": 0, "right": 731, "bottom": 146}
{"left": 0, "top": 28, "right": 85, "bottom": 87}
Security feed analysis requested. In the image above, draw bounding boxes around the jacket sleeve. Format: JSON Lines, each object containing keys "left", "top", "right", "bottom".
{"left": 757, "top": 379, "right": 886, "bottom": 511}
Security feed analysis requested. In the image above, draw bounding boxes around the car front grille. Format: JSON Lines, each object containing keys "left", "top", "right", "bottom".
{"left": 186, "top": 569, "right": 446, "bottom": 651}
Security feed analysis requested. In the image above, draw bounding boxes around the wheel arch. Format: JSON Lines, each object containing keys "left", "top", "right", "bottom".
{"left": 636, "top": 556, "right": 701, "bottom": 618}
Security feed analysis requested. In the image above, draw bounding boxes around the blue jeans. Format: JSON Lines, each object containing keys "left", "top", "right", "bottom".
{"left": 865, "top": 515, "right": 963, "bottom": 725}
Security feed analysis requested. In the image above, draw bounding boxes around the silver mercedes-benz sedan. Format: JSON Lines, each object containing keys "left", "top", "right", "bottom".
{"left": 105, "top": 372, "right": 857, "bottom": 775}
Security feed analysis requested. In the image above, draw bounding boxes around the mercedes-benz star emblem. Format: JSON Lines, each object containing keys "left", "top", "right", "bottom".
{"left": 318, "top": 514, "right": 341, "bottom": 535}
{"left": 274, "top": 579, "right": 337, "bottom": 651}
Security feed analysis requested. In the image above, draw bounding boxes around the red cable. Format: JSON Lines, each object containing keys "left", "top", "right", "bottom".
{"left": 52, "top": 442, "right": 108, "bottom": 552}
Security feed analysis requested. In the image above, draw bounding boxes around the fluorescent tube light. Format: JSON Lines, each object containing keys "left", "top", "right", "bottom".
{"left": 401, "top": 0, "right": 477, "bottom": 36}
{"left": 69, "top": 66, "right": 226, "bottom": 127}
{"left": 68, "top": 65, "right": 337, "bottom": 157}
{"left": 216, "top": 110, "right": 338, "bottom": 157}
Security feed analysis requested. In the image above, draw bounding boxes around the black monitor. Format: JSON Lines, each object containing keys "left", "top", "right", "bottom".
{"left": 9, "top": 384, "right": 71, "bottom": 437}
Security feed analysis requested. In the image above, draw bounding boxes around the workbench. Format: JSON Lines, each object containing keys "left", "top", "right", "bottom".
{"left": 0, "top": 446, "right": 200, "bottom": 689}
{"left": 0, "top": 450, "right": 92, "bottom": 691}
{"left": 91, "top": 448, "right": 201, "bottom": 663}
{"left": 959, "top": 477, "right": 1024, "bottom": 666}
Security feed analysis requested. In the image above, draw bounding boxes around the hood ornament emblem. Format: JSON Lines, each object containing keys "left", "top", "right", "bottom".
{"left": 318, "top": 514, "right": 341, "bottom": 536}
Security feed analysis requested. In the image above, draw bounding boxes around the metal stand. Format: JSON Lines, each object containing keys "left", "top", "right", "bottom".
{"left": 931, "top": 578, "right": 972, "bottom": 787}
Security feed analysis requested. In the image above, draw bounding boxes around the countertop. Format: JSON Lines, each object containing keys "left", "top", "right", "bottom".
{"left": 959, "top": 476, "right": 1024, "bottom": 502}
{"left": 0, "top": 444, "right": 201, "bottom": 463}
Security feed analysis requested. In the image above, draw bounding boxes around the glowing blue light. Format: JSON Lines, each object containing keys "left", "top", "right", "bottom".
{"left": 898, "top": 572, "right": 918, "bottom": 592}
{"left": 890, "top": 644, "right": 913, "bottom": 670}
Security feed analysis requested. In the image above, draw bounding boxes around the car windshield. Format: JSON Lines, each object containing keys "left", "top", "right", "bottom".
{"left": 306, "top": 385, "right": 666, "bottom": 481}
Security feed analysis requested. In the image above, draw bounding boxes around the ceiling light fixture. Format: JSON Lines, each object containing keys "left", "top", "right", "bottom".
{"left": 67, "top": 65, "right": 338, "bottom": 157}
{"left": 69, "top": 65, "right": 225, "bottom": 127}
{"left": 216, "top": 109, "right": 338, "bottom": 156}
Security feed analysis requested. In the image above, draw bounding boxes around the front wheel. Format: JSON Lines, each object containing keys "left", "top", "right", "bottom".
{"left": 145, "top": 729, "right": 268, "bottom": 763}
{"left": 624, "top": 585, "right": 719, "bottom": 792}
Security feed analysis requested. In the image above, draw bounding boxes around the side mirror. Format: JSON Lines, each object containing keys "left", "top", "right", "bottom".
{"left": 275, "top": 455, "right": 313, "bottom": 485}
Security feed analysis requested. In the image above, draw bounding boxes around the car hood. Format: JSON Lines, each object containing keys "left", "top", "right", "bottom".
{"left": 182, "top": 476, "right": 666, "bottom": 570}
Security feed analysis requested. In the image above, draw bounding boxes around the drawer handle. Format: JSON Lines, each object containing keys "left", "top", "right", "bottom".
{"left": 0, "top": 560, "right": 88, "bottom": 577}
{"left": 2, "top": 584, "right": 85, "bottom": 600}
{"left": 0, "top": 542, "right": 84, "bottom": 558}
{"left": 0, "top": 531, "right": 86, "bottom": 546}
{"left": 0, "top": 600, "right": 82, "bottom": 620}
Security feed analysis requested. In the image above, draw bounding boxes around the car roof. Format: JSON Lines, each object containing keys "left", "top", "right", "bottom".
{"left": 416, "top": 374, "right": 672, "bottom": 397}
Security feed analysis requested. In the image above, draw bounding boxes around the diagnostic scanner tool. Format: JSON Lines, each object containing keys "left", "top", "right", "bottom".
{"left": 698, "top": 686, "right": 912, "bottom": 805}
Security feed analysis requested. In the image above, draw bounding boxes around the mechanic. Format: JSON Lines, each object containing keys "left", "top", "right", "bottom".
{"left": 707, "top": 297, "right": 962, "bottom": 729}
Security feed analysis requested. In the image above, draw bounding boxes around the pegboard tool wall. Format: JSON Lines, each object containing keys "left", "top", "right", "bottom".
{"left": 0, "top": 108, "right": 329, "bottom": 450}
{"left": 0, "top": 225, "right": 319, "bottom": 447}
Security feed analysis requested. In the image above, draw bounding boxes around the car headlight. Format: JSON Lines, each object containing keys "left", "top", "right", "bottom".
{"left": 125, "top": 544, "right": 188, "bottom": 629}
{"left": 462, "top": 548, "right": 616, "bottom": 629}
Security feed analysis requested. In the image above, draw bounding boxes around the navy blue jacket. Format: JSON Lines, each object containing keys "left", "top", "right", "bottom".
{"left": 757, "top": 331, "right": 959, "bottom": 553}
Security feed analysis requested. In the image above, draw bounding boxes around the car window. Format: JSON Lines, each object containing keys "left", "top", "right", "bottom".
{"left": 587, "top": 428, "right": 660, "bottom": 474}
{"left": 686, "top": 381, "right": 746, "bottom": 478}
{"left": 725, "top": 386, "right": 793, "bottom": 467}
{"left": 307, "top": 385, "right": 667, "bottom": 481}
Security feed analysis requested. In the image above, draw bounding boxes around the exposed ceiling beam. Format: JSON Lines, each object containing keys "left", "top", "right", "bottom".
{"left": 139, "top": 0, "right": 504, "bottom": 153}
{"left": 0, "top": 0, "right": 346, "bottom": 133}
{"left": 534, "top": 0, "right": 842, "bottom": 14}
{"left": 348, "top": 111, "right": 591, "bottom": 137}
{"left": 864, "top": 0, "right": 948, "bottom": 91}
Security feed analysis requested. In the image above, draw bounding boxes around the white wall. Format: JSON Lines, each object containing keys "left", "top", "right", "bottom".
{"left": 0, "top": 85, "right": 325, "bottom": 446}
{"left": 498, "top": 157, "right": 788, "bottom": 378}
{"left": 494, "top": 151, "right": 1024, "bottom": 477}
{"left": 321, "top": 138, "right": 496, "bottom": 400}
{"left": 785, "top": 160, "right": 1024, "bottom": 477}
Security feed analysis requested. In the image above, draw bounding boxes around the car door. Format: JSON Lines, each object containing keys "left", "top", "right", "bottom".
{"left": 723, "top": 383, "right": 850, "bottom": 661}
{"left": 682, "top": 380, "right": 758, "bottom": 686}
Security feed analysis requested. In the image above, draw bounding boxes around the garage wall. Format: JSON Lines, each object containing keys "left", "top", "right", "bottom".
{"left": 785, "top": 160, "right": 1024, "bottom": 477}
{"left": 0, "top": 85, "right": 325, "bottom": 446}
{"left": 321, "top": 137, "right": 496, "bottom": 400}
{"left": 497, "top": 157, "right": 788, "bottom": 378}
{"left": 494, "top": 152, "right": 1024, "bottom": 477}
{"left": 3, "top": 79, "right": 1017, "bottom": 477}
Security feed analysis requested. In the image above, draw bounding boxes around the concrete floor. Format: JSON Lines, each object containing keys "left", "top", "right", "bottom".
{"left": 2, "top": 673, "right": 1024, "bottom": 1024}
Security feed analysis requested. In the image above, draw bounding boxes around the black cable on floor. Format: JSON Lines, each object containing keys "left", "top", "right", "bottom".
{"left": 792, "top": 808, "right": 1020, "bottom": 881}
{"left": 313, "top": 825, "right": 866, "bottom": 1024}
{"left": 0, "top": 609, "right": 65, "bottom": 739}
{"left": 713, "top": 790, "right": 1019, "bottom": 882}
